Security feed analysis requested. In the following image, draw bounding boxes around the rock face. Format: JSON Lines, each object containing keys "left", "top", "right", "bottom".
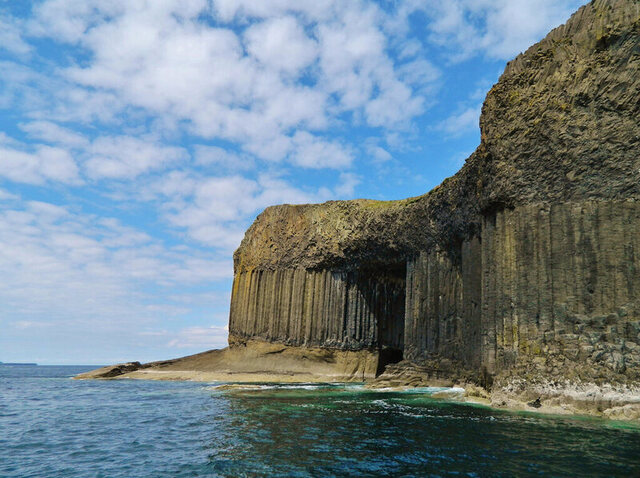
{"left": 230, "top": 267, "right": 405, "bottom": 351}
{"left": 230, "top": 0, "right": 640, "bottom": 400}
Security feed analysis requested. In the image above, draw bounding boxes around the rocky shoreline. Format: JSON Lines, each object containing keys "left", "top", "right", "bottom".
{"left": 76, "top": 364, "right": 640, "bottom": 423}
{"left": 76, "top": 342, "right": 640, "bottom": 423}
{"left": 369, "top": 360, "right": 640, "bottom": 422}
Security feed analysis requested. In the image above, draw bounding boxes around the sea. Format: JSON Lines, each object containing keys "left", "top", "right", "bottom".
{"left": 1, "top": 365, "right": 639, "bottom": 477}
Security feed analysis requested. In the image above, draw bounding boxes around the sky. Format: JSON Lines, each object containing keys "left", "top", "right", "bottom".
{"left": 0, "top": 0, "right": 587, "bottom": 364}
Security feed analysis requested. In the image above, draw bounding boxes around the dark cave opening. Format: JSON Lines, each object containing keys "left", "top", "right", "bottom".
{"left": 376, "top": 346, "right": 404, "bottom": 376}
{"left": 352, "top": 261, "right": 406, "bottom": 376}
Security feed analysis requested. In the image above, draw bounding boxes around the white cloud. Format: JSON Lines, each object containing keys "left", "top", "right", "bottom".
{"left": 0, "top": 133, "right": 19, "bottom": 146}
{"left": 245, "top": 16, "right": 318, "bottom": 75}
{"left": 478, "top": 0, "right": 585, "bottom": 59}
{"left": 28, "top": 0, "right": 117, "bottom": 43}
{"left": 0, "top": 188, "right": 18, "bottom": 201}
{"left": 334, "top": 172, "right": 360, "bottom": 197}
{"left": 0, "top": 17, "right": 31, "bottom": 55}
{"left": 0, "top": 199, "right": 232, "bottom": 325}
{"left": 289, "top": 132, "right": 353, "bottom": 169}
{"left": 17, "top": 0, "right": 437, "bottom": 169}
{"left": 0, "top": 132, "right": 187, "bottom": 183}
{"left": 365, "top": 78, "right": 422, "bottom": 127}
{"left": 437, "top": 105, "right": 481, "bottom": 137}
{"left": 365, "top": 142, "right": 393, "bottom": 163}
{"left": 0, "top": 144, "right": 80, "bottom": 184}
{"left": 85, "top": 136, "right": 188, "bottom": 179}
{"left": 317, "top": 7, "right": 389, "bottom": 113}
{"left": 212, "top": 0, "right": 334, "bottom": 23}
{"left": 416, "top": 0, "right": 586, "bottom": 61}
{"left": 0, "top": 61, "right": 52, "bottom": 111}
{"left": 167, "top": 325, "right": 229, "bottom": 349}
{"left": 143, "top": 170, "right": 200, "bottom": 201}
{"left": 194, "top": 145, "right": 255, "bottom": 171}
{"left": 20, "top": 121, "right": 89, "bottom": 148}
{"left": 0, "top": 59, "right": 123, "bottom": 124}
{"left": 398, "top": 58, "right": 441, "bottom": 91}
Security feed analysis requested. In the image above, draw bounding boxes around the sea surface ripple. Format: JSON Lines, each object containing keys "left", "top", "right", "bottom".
{"left": 1, "top": 365, "right": 639, "bottom": 477}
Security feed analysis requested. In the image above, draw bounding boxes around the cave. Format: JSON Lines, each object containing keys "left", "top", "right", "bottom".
{"left": 351, "top": 262, "right": 406, "bottom": 376}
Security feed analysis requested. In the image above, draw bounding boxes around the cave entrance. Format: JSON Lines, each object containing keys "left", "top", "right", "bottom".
{"left": 354, "top": 261, "right": 406, "bottom": 376}
{"left": 376, "top": 346, "right": 404, "bottom": 376}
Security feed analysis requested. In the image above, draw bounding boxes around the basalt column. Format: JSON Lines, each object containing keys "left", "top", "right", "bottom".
{"left": 229, "top": 264, "right": 406, "bottom": 359}
{"left": 404, "top": 237, "right": 483, "bottom": 367}
{"left": 480, "top": 201, "right": 640, "bottom": 376}
{"left": 227, "top": 0, "right": 640, "bottom": 385}
{"left": 403, "top": 200, "right": 640, "bottom": 378}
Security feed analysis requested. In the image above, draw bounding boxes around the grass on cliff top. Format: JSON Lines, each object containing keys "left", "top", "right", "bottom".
{"left": 356, "top": 194, "right": 425, "bottom": 210}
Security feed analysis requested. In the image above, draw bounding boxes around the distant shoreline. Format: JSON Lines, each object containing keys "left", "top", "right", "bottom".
{"left": 0, "top": 362, "right": 38, "bottom": 366}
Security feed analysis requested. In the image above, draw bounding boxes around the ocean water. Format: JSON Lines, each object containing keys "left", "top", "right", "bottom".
{"left": 1, "top": 365, "right": 639, "bottom": 477}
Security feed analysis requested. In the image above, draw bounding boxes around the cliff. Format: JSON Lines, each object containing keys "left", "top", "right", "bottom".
{"left": 79, "top": 0, "right": 640, "bottom": 420}
{"left": 234, "top": 0, "right": 640, "bottom": 274}
{"left": 227, "top": 0, "right": 640, "bottom": 416}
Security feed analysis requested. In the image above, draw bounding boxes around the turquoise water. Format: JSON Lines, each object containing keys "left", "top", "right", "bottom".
{"left": 1, "top": 365, "right": 639, "bottom": 477}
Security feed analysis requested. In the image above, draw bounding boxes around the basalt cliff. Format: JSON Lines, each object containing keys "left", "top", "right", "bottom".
{"left": 79, "top": 0, "right": 640, "bottom": 419}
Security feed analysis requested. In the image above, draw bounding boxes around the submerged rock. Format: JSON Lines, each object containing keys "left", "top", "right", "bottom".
{"left": 76, "top": 362, "right": 143, "bottom": 379}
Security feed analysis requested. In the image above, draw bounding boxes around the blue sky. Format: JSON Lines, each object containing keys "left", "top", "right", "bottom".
{"left": 0, "top": 0, "right": 586, "bottom": 364}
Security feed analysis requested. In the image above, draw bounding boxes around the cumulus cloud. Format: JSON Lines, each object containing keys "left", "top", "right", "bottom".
{"left": 365, "top": 141, "right": 393, "bottom": 163}
{"left": 0, "top": 144, "right": 80, "bottom": 184}
{"left": 437, "top": 105, "right": 482, "bottom": 137}
{"left": 415, "top": 0, "right": 586, "bottom": 61}
{"left": 20, "top": 121, "right": 89, "bottom": 148}
{"left": 289, "top": 132, "right": 353, "bottom": 169}
{"left": 397, "top": 58, "right": 441, "bottom": 92}
{"left": 1, "top": 131, "right": 188, "bottom": 183}
{"left": 0, "top": 188, "right": 18, "bottom": 201}
{"left": 245, "top": 16, "right": 318, "bottom": 75}
{"left": 20, "top": 0, "right": 437, "bottom": 163}
{"left": 85, "top": 136, "right": 188, "bottom": 180}
{"left": 0, "top": 17, "right": 31, "bottom": 55}
{"left": 334, "top": 172, "right": 360, "bottom": 197}
{"left": 0, "top": 199, "right": 232, "bottom": 324}
{"left": 194, "top": 145, "right": 255, "bottom": 172}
